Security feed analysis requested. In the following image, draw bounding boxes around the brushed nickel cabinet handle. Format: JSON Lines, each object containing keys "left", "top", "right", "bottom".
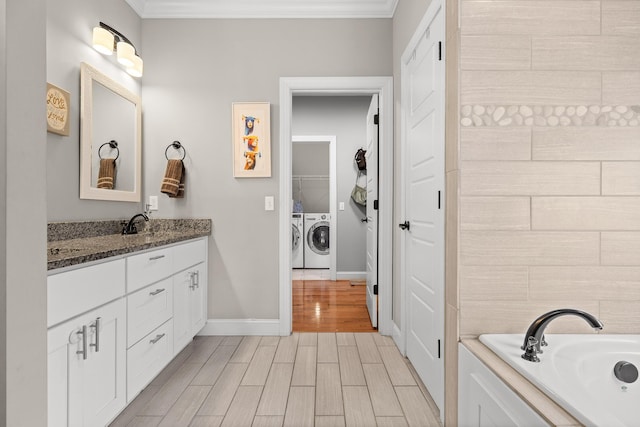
{"left": 149, "top": 288, "right": 166, "bottom": 296}
{"left": 148, "top": 255, "right": 165, "bottom": 261}
{"left": 76, "top": 325, "right": 88, "bottom": 360}
{"left": 193, "top": 271, "right": 199, "bottom": 287}
{"left": 90, "top": 318, "right": 101, "bottom": 353}
{"left": 189, "top": 271, "right": 200, "bottom": 290}
{"left": 150, "top": 333, "right": 166, "bottom": 344}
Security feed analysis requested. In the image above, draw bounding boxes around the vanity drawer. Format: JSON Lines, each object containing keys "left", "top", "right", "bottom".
{"left": 127, "top": 277, "right": 173, "bottom": 347}
{"left": 48, "top": 259, "right": 125, "bottom": 327}
{"left": 173, "top": 239, "right": 206, "bottom": 273}
{"left": 127, "top": 319, "right": 173, "bottom": 402}
{"left": 126, "top": 247, "right": 173, "bottom": 293}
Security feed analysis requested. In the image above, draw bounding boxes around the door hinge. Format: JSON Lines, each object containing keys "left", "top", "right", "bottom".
{"left": 438, "top": 339, "right": 441, "bottom": 358}
{"left": 373, "top": 284, "right": 378, "bottom": 295}
{"left": 437, "top": 190, "right": 441, "bottom": 209}
{"left": 374, "top": 114, "right": 379, "bottom": 125}
{"left": 438, "top": 41, "right": 442, "bottom": 61}
{"left": 373, "top": 200, "right": 379, "bottom": 210}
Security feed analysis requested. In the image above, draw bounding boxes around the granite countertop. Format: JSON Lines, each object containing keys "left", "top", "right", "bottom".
{"left": 47, "top": 219, "right": 211, "bottom": 271}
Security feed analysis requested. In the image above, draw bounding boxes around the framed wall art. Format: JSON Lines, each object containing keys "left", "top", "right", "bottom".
{"left": 46, "top": 83, "right": 70, "bottom": 136}
{"left": 232, "top": 102, "right": 271, "bottom": 178}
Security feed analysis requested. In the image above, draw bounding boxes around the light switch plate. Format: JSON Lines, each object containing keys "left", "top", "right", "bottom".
{"left": 148, "top": 195, "right": 159, "bottom": 211}
{"left": 265, "top": 196, "right": 275, "bottom": 211}
{"left": 339, "top": 202, "right": 345, "bottom": 211}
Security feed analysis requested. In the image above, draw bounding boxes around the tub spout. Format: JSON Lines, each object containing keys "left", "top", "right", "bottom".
{"left": 521, "top": 309, "right": 603, "bottom": 362}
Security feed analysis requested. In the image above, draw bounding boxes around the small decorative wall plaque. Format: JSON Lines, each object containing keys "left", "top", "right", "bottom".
{"left": 46, "top": 83, "right": 70, "bottom": 136}
{"left": 232, "top": 102, "right": 271, "bottom": 178}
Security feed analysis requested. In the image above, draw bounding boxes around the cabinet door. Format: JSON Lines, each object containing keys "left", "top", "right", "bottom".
{"left": 173, "top": 262, "right": 208, "bottom": 355}
{"left": 173, "top": 269, "right": 193, "bottom": 354}
{"left": 49, "top": 298, "right": 126, "bottom": 427}
{"left": 48, "top": 326, "right": 69, "bottom": 427}
{"left": 189, "top": 262, "right": 207, "bottom": 335}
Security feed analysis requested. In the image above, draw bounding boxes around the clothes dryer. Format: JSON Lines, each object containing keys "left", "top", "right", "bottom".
{"left": 292, "top": 213, "right": 304, "bottom": 268}
{"left": 304, "top": 213, "right": 330, "bottom": 269}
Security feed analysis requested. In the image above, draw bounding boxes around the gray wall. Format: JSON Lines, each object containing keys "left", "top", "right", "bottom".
{"left": 46, "top": 0, "right": 142, "bottom": 221}
{"left": 2, "top": 0, "right": 48, "bottom": 425}
{"left": 141, "top": 19, "right": 392, "bottom": 319}
{"left": 292, "top": 96, "right": 370, "bottom": 273}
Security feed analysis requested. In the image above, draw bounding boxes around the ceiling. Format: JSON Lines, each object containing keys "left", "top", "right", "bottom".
{"left": 125, "top": 0, "right": 399, "bottom": 19}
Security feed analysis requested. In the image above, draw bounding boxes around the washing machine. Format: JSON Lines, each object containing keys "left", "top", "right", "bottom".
{"left": 304, "top": 213, "right": 330, "bottom": 269}
{"left": 292, "top": 213, "right": 304, "bottom": 268}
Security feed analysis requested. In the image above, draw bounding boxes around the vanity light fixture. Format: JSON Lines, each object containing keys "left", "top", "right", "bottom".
{"left": 92, "top": 22, "right": 143, "bottom": 78}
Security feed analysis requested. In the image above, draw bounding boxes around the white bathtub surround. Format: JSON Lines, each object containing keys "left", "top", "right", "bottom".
{"left": 480, "top": 334, "right": 640, "bottom": 427}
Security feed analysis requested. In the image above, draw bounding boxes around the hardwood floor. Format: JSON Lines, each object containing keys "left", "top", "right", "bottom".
{"left": 110, "top": 333, "right": 441, "bottom": 427}
{"left": 293, "top": 280, "right": 376, "bottom": 333}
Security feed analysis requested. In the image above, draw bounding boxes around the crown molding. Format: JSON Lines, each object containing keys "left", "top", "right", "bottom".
{"left": 125, "top": 0, "right": 398, "bottom": 19}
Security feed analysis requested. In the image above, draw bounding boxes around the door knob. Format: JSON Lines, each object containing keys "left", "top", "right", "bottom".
{"left": 398, "top": 221, "right": 410, "bottom": 231}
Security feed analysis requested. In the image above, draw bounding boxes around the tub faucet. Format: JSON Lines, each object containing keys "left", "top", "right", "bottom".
{"left": 122, "top": 213, "right": 149, "bottom": 235}
{"left": 521, "top": 309, "right": 603, "bottom": 362}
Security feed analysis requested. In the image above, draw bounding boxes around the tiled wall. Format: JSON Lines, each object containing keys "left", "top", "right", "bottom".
{"left": 458, "top": 0, "right": 640, "bottom": 338}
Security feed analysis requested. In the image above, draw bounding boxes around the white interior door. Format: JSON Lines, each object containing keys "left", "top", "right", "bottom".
{"left": 401, "top": 8, "right": 445, "bottom": 415}
{"left": 366, "top": 94, "right": 379, "bottom": 328}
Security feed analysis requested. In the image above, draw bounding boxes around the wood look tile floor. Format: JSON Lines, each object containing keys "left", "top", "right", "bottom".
{"left": 293, "top": 280, "right": 376, "bottom": 332}
{"left": 110, "top": 333, "right": 442, "bottom": 427}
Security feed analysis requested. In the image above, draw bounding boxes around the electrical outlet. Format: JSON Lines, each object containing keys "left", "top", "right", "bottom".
{"left": 148, "top": 195, "right": 159, "bottom": 211}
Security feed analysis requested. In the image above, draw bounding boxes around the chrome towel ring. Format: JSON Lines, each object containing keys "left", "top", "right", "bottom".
{"left": 98, "top": 140, "right": 119, "bottom": 160}
{"left": 165, "top": 140, "right": 186, "bottom": 161}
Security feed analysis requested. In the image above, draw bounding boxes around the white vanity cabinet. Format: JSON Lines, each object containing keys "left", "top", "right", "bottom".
{"left": 459, "top": 344, "right": 550, "bottom": 427}
{"left": 47, "top": 260, "right": 126, "bottom": 427}
{"left": 47, "top": 237, "right": 208, "bottom": 426}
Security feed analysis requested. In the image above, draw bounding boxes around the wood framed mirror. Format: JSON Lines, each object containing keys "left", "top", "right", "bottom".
{"left": 80, "top": 62, "right": 141, "bottom": 202}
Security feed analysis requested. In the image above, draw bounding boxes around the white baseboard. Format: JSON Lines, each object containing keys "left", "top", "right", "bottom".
{"left": 198, "top": 319, "right": 281, "bottom": 336}
{"left": 337, "top": 271, "right": 367, "bottom": 281}
{"left": 392, "top": 323, "right": 405, "bottom": 355}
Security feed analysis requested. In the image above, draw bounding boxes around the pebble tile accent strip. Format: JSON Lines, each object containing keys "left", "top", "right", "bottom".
{"left": 460, "top": 105, "right": 640, "bottom": 127}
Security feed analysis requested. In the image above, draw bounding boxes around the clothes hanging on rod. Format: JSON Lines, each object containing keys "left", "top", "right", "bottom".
{"left": 292, "top": 174, "right": 330, "bottom": 181}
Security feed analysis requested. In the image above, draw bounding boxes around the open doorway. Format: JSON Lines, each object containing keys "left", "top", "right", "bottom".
{"left": 291, "top": 96, "right": 373, "bottom": 332}
{"left": 278, "top": 77, "right": 393, "bottom": 337}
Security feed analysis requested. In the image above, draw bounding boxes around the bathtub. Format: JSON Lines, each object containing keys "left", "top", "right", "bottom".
{"left": 479, "top": 334, "right": 640, "bottom": 427}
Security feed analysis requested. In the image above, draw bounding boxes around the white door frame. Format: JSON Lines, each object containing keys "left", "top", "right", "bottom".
{"left": 398, "top": 0, "right": 445, "bottom": 356}
{"left": 279, "top": 76, "right": 394, "bottom": 336}
{"left": 292, "top": 135, "right": 337, "bottom": 280}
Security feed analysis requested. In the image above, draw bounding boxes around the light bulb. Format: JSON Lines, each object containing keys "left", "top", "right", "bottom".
{"left": 126, "top": 55, "right": 143, "bottom": 78}
{"left": 92, "top": 27, "right": 114, "bottom": 55}
{"left": 117, "top": 41, "right": 135, "bottom": 68}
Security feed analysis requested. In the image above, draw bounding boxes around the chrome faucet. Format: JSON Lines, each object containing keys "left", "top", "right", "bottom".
{"left": 521, "top": 309, "right": 603, "bottom": 362}
{"left": 122, "top": 213, "right": 149, "bottom": 235}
